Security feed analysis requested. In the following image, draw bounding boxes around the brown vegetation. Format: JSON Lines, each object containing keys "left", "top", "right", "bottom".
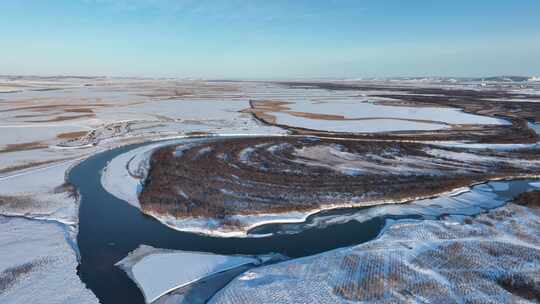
{"left": 220, "top": 218, "right": 245, "bottom": 229}
{"left": 56, "top": 131, "right": 88, "bottom": 140}
{"left": 0, "top": 262, "right": 37, "bottom": 293}
{"left": 0, "top": 141, "right": 47, "bottom": 154}
{"left": 497, "top": 273, "right": 540, "bottom": 302}
{"left": 0, "top": 158, "right": 71, "bottom": 175}
{"left": 138, "top": 136, "right": 537, "bottom": 220}
{"left": 54, "top": 182, "right": 79, "bottom": 200}
{"left": 332, "top": 217, "right": 540, "bottom": 302}
{"left": 0, "top": 103, "right": 108, "bottom": 113}
{"left": 64, "top": 108, "right": 94, "bottom": 113}
{"left": 513, "top": 191, "right": 540, "bottom": 210}
{"left": 241, "top": 100, "right": 292, "bottom": 124}
{"left": 184, "top": 131, "right": 211, "bottom": 137}
{"left": 0, "top": 195, "right": 34, "bottom": 207}
{"left": 0, "top": 258, "right": 52, "bottom": 294}
{"left": 26, "top": 113, "right": 95, "bottom": 123}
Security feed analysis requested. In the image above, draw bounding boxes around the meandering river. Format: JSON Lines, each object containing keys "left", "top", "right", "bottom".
{"left": 71, "top": 140, "right": 539, "bottom": 304}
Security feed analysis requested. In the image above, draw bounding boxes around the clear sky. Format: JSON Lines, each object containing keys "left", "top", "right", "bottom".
{"left": 1, "top": 0, "right": 539, "bottom": 79}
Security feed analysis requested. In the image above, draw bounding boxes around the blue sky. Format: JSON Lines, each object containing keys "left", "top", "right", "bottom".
{"left": 1, "top": 0, "right": 539, "bottom": 79}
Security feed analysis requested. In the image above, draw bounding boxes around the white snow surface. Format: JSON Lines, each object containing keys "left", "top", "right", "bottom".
{"left": 265, "top": 98, "right": 509, "bottom": 133}
{"left": 0, "top": 216, "right": 98, "bottom": 303}
{"left": 431, "top": 140, "right": 540, "bottom": 150}
{"left": 210, "top": 203, "right": 540, "bottom": 304}
{"left": 116, "top": 245, "right": 261, "bottom": 303}
{"left": 100, "top": 141, "right": 176, "bottom": 208}
{"left": 272, "top": 112, "right": 450, "bottom": 133}
{"left": 425, "top": 148, "right": 540, "bottom": 168}
{"left": 0, "top": 124, "right": 91, "bottom": 145}
{"left": 0, "top": 159, "right": 81, "bottom": 225}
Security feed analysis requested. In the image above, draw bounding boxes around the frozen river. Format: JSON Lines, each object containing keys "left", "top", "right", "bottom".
{"left": 70, "top": 138, "right": 540, "bottom": 304}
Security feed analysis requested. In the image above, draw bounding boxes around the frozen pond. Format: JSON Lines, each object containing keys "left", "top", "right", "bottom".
{"left": 272, "top": 112, "right": 449, "bottom": 132}
{"left": 263, "top": 99, "right": 509, "bottom": 133}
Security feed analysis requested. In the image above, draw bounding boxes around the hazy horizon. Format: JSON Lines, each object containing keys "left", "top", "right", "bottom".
{"left": 1, "top": 74, "right": 538, "bottom": 81}
{"left": 1, "top": 0, "right": 539, "bottom": 79}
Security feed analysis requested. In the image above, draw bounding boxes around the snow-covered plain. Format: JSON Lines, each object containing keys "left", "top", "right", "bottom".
{"left": 1, "top": 77, "right": 539, "bottom": 303}
{"left": 0, "top": 124, "right": 91, "bottom": 145}
{"left": 0, "top": 78, "right": 284, "bottom": 302}
{"left": 210, "top": 202, "right": 540, "bottom": 303}
{"left": 0, "top": 216, "right": 98, "bottom": 304}
{"left": 0, "top": 159, "right": 82, "bottom": 225}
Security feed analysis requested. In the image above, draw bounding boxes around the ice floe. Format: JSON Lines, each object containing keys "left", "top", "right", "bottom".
{"left": 116, "top": 245, "right": 283, "bottom": 303}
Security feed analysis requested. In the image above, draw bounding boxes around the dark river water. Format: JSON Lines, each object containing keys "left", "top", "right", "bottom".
{"left": 70, "top": 140, "right": 538, "bottom": 304}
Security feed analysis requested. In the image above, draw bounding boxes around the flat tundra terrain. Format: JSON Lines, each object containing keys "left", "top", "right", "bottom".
{"left": 0, "top": 76, "right": 539, "bottom": 303}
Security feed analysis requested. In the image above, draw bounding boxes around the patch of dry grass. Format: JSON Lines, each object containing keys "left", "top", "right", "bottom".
{"left": 56, "top": 131, "right": 88, "bottom": 140}
{"left": 185, "top": 131, "right": 211, "bottom": 136}
{"left": 0, "top": 103, "right": 108, "bottom": 113}
{"left": 513, "top": 191, "right": 540, "bottom": 210}
{"left": 64, "top": 108, "right": 94, "bottom": 113}
{"left": 53, "top": 182, "right": 79, "bottom": 200}
{"left": 0, "top": 258, "right": 51, "bottom": 294}
{"left": 0, "top": 158, "right": 71, "bottom": 175}
{"left": 242, "top": 100, "right": 292, "bottom": 124}
{"left": 0, "top": 195, "right": 38, "bottom": 208}
{"left": 26, "top": 113, "right": 95, "bottom": 123}
{"left": 0, "top": 141, "right": 47, "bottom": 154}
{"left": 0, "top": 262, "right": 36, "bottom": 293}
{"left": 497, "top": 273, "right": 540, "bottom": 302}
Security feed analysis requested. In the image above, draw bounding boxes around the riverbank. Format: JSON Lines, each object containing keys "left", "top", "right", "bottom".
{"left": 69, "top": 139, "right": 540, "bottom": 303}
{"left": 100, "top": 134, "right": 540, "bottom": 237}
{"left": 210, "top": 201, "right": 540, "bottom": 303}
